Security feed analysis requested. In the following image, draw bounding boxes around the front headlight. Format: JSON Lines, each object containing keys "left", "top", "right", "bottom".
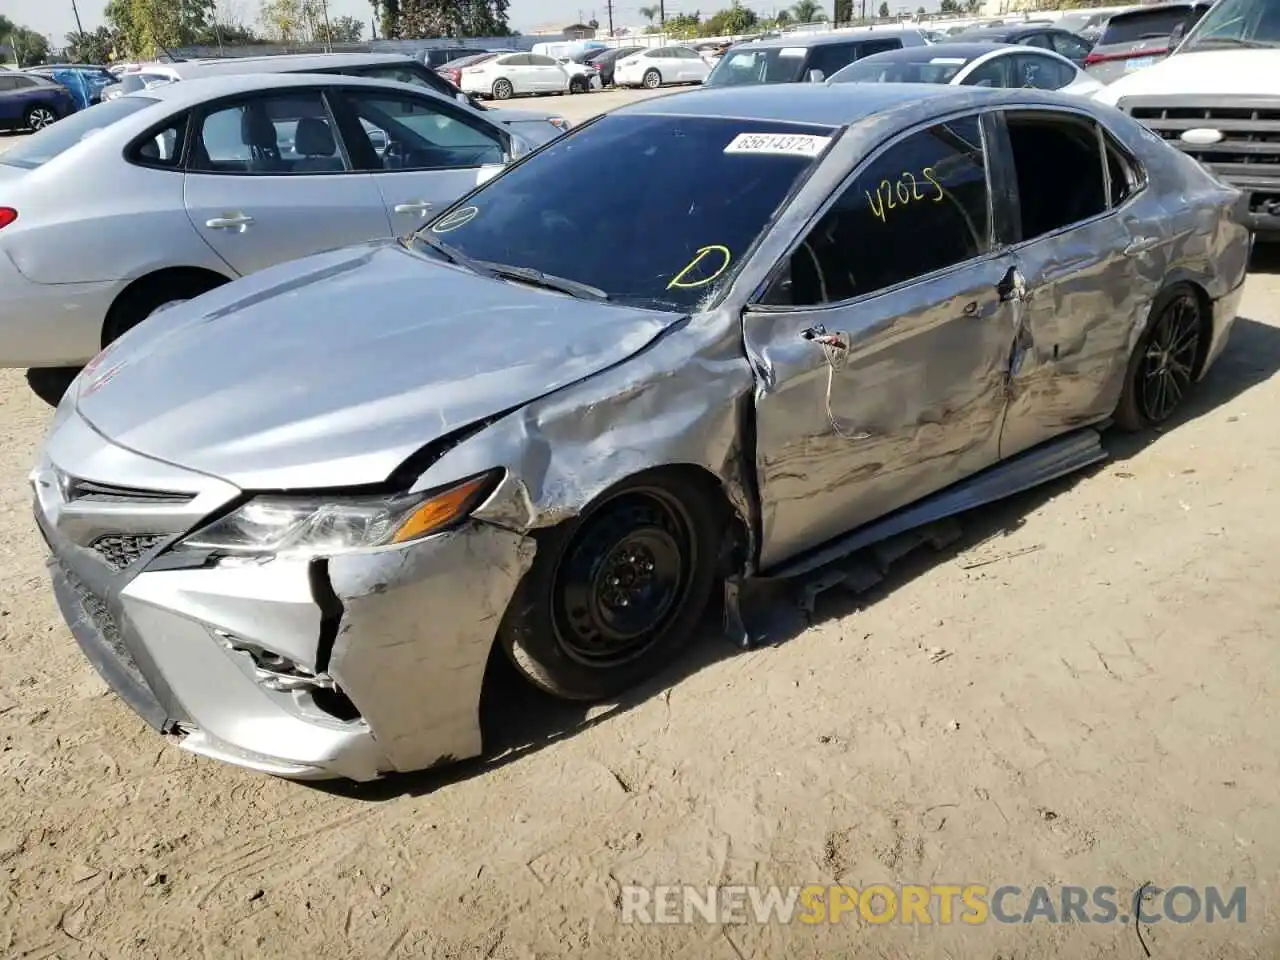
{"left": 177, "top": 471, "right": 501, "bottom": 558}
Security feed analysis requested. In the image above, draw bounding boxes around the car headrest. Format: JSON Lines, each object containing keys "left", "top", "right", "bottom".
{"left": 294, "top": 116, "right": 335, "bottom": 157}
{"left": 239, "top": 107, "right": 278, "bottom": 150}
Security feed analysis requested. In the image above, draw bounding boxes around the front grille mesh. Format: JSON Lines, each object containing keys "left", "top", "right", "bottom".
{"left": 60, "top": 564, "right": 147, "bottom": 688}
{"left": 90, "top": 534, "right": 164, "bottom": 573}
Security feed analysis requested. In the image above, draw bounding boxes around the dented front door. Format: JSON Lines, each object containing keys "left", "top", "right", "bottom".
{"left": 745, "top": 260, "right": 1019, "bottom": 571}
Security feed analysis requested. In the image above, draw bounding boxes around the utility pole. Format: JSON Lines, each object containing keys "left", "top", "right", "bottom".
{"left": 606, "top": 0, "right": 614, "bottom": 34}
{"left": 69, "top": 0, "right": 86, "bottom": 41}
{"left": 320, "top": 0, "right": 334, "bottom": 50}
{"left": 659, "top": 0, "right": 665, "bottom": 27}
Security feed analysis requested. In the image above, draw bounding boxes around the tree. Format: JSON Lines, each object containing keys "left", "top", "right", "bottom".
{"left": 639, "top": 4, "right": 659, "bottom": 24}
{"left": 7, "top": 26, "right": 51, "bottom": 66}
{"left": 916, "top": 5, "right": 925, "bottom": 14}
{"left": 834, "top": 0, "right": 852, "bottom": 24}
{"left": 939, "top": 0, "right": 958, "bottom": 12}
{"left": 66, "top": 25, "right": 117, "bottom": 62}
{"left": 791, "top": 0, "right": 822, "bottom": 23}
{"left": 704, "top": 0, "right": 757, "bottom": 35}
{"left": 965, "top": 0, "right": 981, "bottom": 12}
{"left": 665, "top": 11, "right": 700, "bottom": 37}
{"left": 327, "top": 14, "right": 364, "bottom": 40}
{"left": 877, "top": 1, "right": 888, "bottom": 15}
{"left": 106, "top": 0, "right": 221, "bottom": 58}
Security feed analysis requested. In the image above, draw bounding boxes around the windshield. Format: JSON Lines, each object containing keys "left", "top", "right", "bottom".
{"left": 705, "top": 46, "right": 811, "bottom": 85}
{"left": 1183, "top": 0, "right": 1280, "bottom": 49}
{"left": 417, "top": 114, "right": 835, "bottom": 311}
{"left": 830, "top": 53, "right": 966, "bottom": 84}
{"left": 0, "top": 96, "right": 158, "bottom": 169}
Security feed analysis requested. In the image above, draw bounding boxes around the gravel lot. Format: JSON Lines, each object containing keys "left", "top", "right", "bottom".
{"left": 1, "top": 88, "right": 1277, "bottom": 958}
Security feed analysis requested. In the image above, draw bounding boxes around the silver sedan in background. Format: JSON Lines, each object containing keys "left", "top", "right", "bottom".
{"left": 0, "top": 72, "right": 532, "bottom": 370}
{"left": 33, "top": 84, "right": 1249, "bottom": 781}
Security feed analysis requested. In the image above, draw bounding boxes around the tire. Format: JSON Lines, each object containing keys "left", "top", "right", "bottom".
{"left": 643, "top": 69, "right": 662, "bottom": 89}
{"left": 569, "top": 76, "right": 588, "bottom": 94}
{"left": 24, "top": 105, "right": 57, "bottom": 132}
{"left": 499, "top": 472, "right": 722, "bottom": 701}
{"left": 1113, "top": 282, "right": 1206, "bottom": 432}
{"left": 102, "top": 273, "right": 226, "bottom": 347}
{"left": 492, "top": 78, "right": 514, "bottom": 101}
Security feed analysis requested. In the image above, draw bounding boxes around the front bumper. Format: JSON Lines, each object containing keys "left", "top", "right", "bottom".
{"left": 0, "top": 249, "right": 118, "bottom": 367}
{"left": 34, "top": 412, "right": 536, "bottom": 781}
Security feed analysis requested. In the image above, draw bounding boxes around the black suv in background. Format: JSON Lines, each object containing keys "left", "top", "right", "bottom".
{"left": 704, "top": 29, "right": 928, "bottom": 86}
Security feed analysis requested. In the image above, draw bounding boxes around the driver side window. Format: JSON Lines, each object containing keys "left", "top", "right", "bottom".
{"left": 764, "top": 116, "right": 991, "bottom": 306}
{"left": 340, "top": 91, "right": 506, "bottom": 172}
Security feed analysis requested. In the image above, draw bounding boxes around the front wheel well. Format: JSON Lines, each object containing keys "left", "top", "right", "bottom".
{"left": 103, "top": 267, "right": 230, "bottom": 347}
{"left": 1185, "top": 280, "right": 1213, "bottom": 378}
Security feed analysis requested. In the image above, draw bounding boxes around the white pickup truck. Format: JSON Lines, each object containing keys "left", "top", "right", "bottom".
{"left": 1094, "top": 0, "right": 1280, "bottom": 239}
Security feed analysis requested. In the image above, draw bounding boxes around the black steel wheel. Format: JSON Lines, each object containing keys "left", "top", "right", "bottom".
{"left": 1115, "top": 283, "right": 1206, "bottom": 431}
{"left": 498, "top": 473, "right": 722, "bottom": 700}
{"left": 551, "top": 489, "right": 694, "bottom": 667}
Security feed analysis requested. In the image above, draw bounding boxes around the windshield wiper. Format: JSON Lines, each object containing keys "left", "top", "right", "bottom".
{"left": 474, "top": 262, "right": 610, "bottom": 302}
{"left": 405, "top": 232, "right": 491, "bottom": 276}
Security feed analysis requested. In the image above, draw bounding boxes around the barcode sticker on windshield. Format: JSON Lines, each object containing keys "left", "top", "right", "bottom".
{"left": 724, "top": 132, "right": 832, "bottom": 157}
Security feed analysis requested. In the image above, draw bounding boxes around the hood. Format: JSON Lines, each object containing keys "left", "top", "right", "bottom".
{"left": 1094, "top": 49, "right": 1280, "bottom": 105}
{"left": 75, "top": 241, "right": 682, "bottom": 491}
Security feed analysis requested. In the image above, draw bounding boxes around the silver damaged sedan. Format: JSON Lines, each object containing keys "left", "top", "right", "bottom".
{"left": 34, "top": 84, "right": 1250, "bottom": 780}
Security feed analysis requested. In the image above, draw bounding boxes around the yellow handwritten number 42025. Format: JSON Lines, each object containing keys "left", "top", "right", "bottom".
{"left": 866, "top": 167, "right": 944, "bottom": 223}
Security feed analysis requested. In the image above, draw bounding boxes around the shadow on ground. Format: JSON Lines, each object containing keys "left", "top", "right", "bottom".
{"left": 315, "top": 312, "right": 1280, "bottom": 801}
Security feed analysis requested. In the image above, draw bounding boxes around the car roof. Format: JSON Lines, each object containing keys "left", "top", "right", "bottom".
{"left": 613, "top": 81, "right": 1002, "bottom": 126}
{"left": 130, "top": 71, "right": 448, "bottom": 107}
{"left": 156, "top": 52, "right": 422, "bottom": 79}
{"left": 731, "top": 28, "right": 922, "bottom": 51}
{"left": 859, "top": 41, "right": 1015, "bottom": 62}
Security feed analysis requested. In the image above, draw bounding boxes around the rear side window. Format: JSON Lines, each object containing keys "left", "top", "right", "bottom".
{"left": 1100, "top": 8, "right": 1188, "bottom": 44}
{"left": 1002, "top": 111, "right": 1108, "bottom": 240}
{"left": 806, "top": 43, "right": 861, "bottom": 77}
{"left": 771, "top": 115, "right": 991, "bottom": 305}
{"left": 0, "top": 96, "right": 160, "bottom": 170}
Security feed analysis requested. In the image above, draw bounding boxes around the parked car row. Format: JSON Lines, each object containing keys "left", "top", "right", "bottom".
{"left": 16, "top": 78, "right": 1248, "bottom": 783}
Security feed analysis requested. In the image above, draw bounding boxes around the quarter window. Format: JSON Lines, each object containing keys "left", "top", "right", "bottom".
{"left": 806, "top": 43, "right": 861, "bottom": 77}
{"left": 963, "top": 57, "right": 1011, "bottom": 87}
{"left": 1052, "top": 33, "right": 1092, "bottom": 59}
{"left": 130, "top": 115, "right": 188, "bottom": 168}
{"left": 771, "top": 116, "right": 991, "bottom": 306}
{"left": 1002, "top": 111, "right": 1108, "bottom": 240}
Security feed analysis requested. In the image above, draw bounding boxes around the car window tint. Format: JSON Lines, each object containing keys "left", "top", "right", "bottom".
{"left": 774, "top": 116, "right": 990, "bottom": 306}
{"left": 129, "top": 114, "right": 188, "bottom": 168}
{"left": 1052, "top": 33, "right": 1092, "bottom": 58}
{"left": 191, "top": 91, "right": 347, "bottom": 175}
{"left": 855, "top": 38, "right": 904, "bottom": 58}
{"left": 1022, "top": 32, "right": 1054, "bottom": 48}
{"left": 342, "top": 91, "right": 504, "bottom": 171}
{"left": 0, "top": 77, "right": 17, "bottom": 92}
{"left": 1012, "top": 53, "right": 1071, "bottom": 89}
{"left": 806, "top": 43, "right": 860, "bottom": 77}
{"left": 424, "top": 113, "right": 833, "bottom": 312}
{"left": 962, "top": 57, "right": 1010, "bottom": 86}
{"left": 0, "top": 96, "right": 160, "bottom": 170}
{"left": 1100, "top": 8, "right": 1188, "bottom": 44}
{"left": 1004, "top": 111, "right": 1107, "bottom": 240}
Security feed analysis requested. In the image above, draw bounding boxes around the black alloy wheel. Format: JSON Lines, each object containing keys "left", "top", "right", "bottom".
{"left": 1136, "top": 289, "right": 1202, "bottom": 424}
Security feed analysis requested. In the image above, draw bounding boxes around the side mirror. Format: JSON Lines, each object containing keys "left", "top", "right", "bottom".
{"left": 807, "top": 68, "right": 825, "bottom": 83}
{"left": 1169, "top": 22, "right": 1186, "bottom": 48}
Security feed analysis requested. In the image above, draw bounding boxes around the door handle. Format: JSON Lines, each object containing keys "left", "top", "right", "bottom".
{"left": 393, "top": 201, "right": 434, "bottom": 216}
{"left": 1123, "top": 236, "right": 1160, "bottom": 257}
{"left": 205, "top": 214, "right": 253, "bottom": 230}
{"left": 801, "top": 324, "right": 846, "bottom": 350}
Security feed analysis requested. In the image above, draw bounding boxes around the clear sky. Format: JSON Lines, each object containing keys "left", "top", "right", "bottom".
{"left": 7, "top": 0, "right": 940, "bottom": 47}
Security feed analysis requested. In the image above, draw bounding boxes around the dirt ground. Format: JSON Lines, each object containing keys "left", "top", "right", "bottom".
{"left": 1, "top": 93, "right": 1278, "bottom": 959}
